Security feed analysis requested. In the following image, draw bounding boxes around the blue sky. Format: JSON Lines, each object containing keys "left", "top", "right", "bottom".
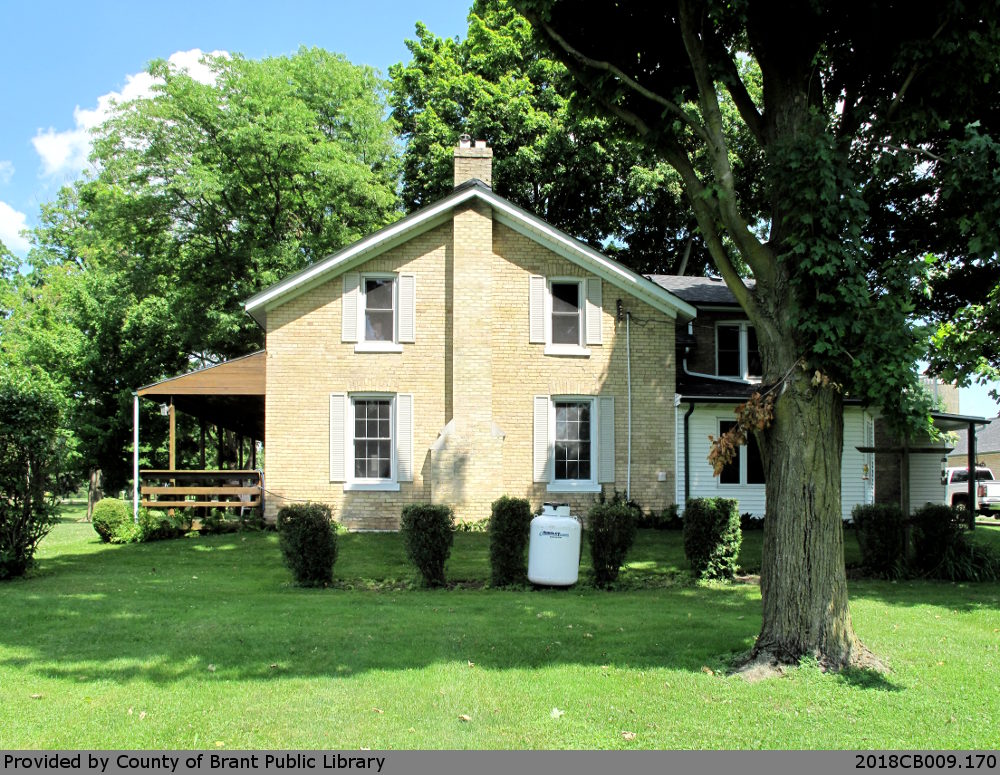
{"left": 1, "top": 1, "right": 997, "bottom": 418}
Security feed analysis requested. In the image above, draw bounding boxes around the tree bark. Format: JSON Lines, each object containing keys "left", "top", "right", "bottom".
{"left": 753, "top": 367, "right": 863, "bottom": 669}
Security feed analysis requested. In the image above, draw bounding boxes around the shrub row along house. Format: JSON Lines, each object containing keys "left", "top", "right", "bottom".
{"left": 132, "top": 140, "right": 987, "bottom": 528}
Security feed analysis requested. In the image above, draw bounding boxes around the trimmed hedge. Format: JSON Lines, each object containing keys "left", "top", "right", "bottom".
{"left": 851, "top": 503, "right": 905, "bottom": 577}
{"left": 489, "top": 496, "right": 531, "bottom": 586}
{"left": 277, "top": 503, "right": 338, "bottom": 587}
{"left": 682, "top": 498, "right": 741, "bottom": 580}
{"left": 587, "top": 499, "right": 638, "bottom": 587}
{"left": 911, "top": 503, "right": 999, "bottom": 581}
{"left": 92, "top": 498, "right": 131, "bottom": 544}
{"left": 401, "top": 503, "right": 454, "bottom": 587}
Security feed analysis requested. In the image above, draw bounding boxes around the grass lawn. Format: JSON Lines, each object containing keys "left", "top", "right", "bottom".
{"left": 0, "top": 506, "right": 997, "bottom": 749}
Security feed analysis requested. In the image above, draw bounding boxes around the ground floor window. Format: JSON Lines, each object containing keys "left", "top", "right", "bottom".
{"left": 352, "top": 397, "right": 393, "bottom": 482}
{"left": 718, "top": 419, "right": 765, "bottom": 485}
{"left": 554, "top": 399, "right": 593, "bottom": 481}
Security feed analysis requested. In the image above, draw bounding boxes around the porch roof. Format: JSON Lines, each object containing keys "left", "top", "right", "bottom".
{"left": 137, "top": 351, "right": 265, "bottom": 440}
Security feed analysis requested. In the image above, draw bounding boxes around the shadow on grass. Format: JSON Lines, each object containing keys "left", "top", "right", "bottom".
{"left": 0, "top": 531, "right": 761, "bottom": 686}
{"left": 835, "top": 667, "right": 903, "bottom": 692}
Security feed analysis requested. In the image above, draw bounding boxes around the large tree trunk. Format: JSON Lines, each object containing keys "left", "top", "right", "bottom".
{"left": 753, "top": 368, "right": 864, "bottom": 669}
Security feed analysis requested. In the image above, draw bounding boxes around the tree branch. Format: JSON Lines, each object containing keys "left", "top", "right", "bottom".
{"left": 886, "top": 20, "right": 948, "bottom": 120}
{"left": 714, "top": 50, "right": 764, "bottom": 143}
{"left": 535, "top": 18, "right": 711, "bottom": 145}
{"left": 677, "top": 0, "right": 772, "bottom": 284}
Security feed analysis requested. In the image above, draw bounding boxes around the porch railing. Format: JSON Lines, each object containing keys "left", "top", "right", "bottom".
{"left": 139, "top": 469, "right": 262, "bottom": 510}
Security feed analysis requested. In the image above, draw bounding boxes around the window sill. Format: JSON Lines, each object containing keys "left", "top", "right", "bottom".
{"left": 343, "top": 482, "right": 400, "bottom": 492}
{"left": 544, "top": 345, "right": 591, "bottom": 358}
{"left": 547, "top": 481, "right": 601, "bottom": 494}
{"left": 354, "top": 342, "right": 404, "bottom": 353}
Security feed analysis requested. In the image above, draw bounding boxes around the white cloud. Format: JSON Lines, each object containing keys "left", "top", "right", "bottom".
{"left": 31, "top": 49, "right": 227, "bottom": 180}
{"left": 0, "top": 161, "right": 13, "bottom": 184}
{"left": 0, "top": 201, "right": 31, "bottom": 255}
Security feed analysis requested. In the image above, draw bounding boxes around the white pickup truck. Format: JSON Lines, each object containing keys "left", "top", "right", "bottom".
{"left": 942, "top": 466, "right": 1000, "bottom": 514}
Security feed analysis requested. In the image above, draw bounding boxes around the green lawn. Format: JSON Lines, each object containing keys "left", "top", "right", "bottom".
{"left": 0, "top": 509, "right": 997, "bottom": 749}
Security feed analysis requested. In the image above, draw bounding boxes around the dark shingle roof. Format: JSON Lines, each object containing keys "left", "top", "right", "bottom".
{"left": 950, "top": 416, "right": 1000, "bottom": 454}
{"left": 645, "top": 275, "right": 754, "bottom": 305}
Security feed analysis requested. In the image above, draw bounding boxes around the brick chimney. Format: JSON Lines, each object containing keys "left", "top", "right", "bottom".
{"left": 453, "top": 134, "right": 493, "bottom": 188}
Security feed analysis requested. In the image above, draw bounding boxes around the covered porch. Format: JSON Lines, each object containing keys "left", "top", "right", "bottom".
{"left": 132, "top": 351, "right": 266, "bottom": 519}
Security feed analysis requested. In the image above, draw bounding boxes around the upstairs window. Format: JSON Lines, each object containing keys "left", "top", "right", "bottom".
{"left": 716, "top": 322, "right": 762, "bottom": 380}
{"left": 341, "top": 272, "right": 415, "bottom": 351}
{"left": 362, "top": 277, "right": 394, "bottom": 342}
{"left": 551, "top": 282, "right": 583, "bottom": 346}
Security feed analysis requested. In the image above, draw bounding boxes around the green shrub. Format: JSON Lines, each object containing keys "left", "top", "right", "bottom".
{"left": 851, "top": 503, "right": 905, "bottom": 577}
{"left": 92, "top": 498, "right": 130, "bottom": 544}
{"left": 138, "top": 508, "right": 189, "bottom": 541}
{"left": 277, "top": 503, "right": 338, "bottom": 587}
{"left": 400, "top": 504, "right": 454, "bottom": 587}
{"left": 0, "top": 367, "right": 63, "bottom": 579}
{"left": 682, "top": 498, "right": 741, "bottom": 580}
{"left": 636, "top": 503, "right": 682, "bottom": 530}
{"left": 111, "top": 519, "right": 143, "bottom": 544}
{"left": 488, "top": 496, "right": 532, "bottom": 586}
{"left": 912, "top": 503, "right": 999, "bottom": 581}
{"left": 199, "top": 510, "right": 241, "bottom": 535}
{"left": 587, "top": 497, "right": 638, "bottom": 587}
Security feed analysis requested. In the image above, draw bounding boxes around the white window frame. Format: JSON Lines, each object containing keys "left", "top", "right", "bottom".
{"left": 547, "top": 395, "right": 600, "bottom": 493}
{"left": 355, "top": 273, "right": 404, "bottom": 353}
{"left": 715, "top": 321, "right": 760, "bottom": 382}
{"left": 344, "top": 393, "right": 400, "bottom": 491}
{"left": 545, "top": 278, "right": 590, "bottom": 357}
{"left": 716, "top": 417, "right": 765, "bottom": 487}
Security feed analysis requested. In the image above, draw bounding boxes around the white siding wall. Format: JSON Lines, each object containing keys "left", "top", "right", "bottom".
{"left": 909, "top": 450, "right": 948, "bottom": 511}
{"left": 677, "top": 403, "right": 875, "bottom": 520}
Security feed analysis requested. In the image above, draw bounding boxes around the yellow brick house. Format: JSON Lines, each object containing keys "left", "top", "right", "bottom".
{"left": 242, "top": 140, "right": 696, "bottom": 529}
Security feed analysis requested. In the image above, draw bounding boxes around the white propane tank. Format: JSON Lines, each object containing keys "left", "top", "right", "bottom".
{"left": 527, "top": 503, "right": 582, "bottom": 586}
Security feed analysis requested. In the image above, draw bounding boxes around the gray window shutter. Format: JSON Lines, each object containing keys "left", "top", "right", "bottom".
{"left": 598, "top": 395, "right": 615, "bottom": 483}
{"left": 342, "top": 273, "right": 360, "bottom": 343}
{"left": 586, "top": 278, "right": 603, "bottom": 345}
{"left": 330, "top": 393, "right": 347, "bottom": 482}
{"left": 529, "top": 275, "right": 546, "bottom": 343}
{"left": 398, "top": 273, "right": 416, "bottom": 343}
{"left": 533, "top": 395, "right": 550, "bottom": 482}
{"left": 396, "top": 393, "right": 414, "bottom": 482}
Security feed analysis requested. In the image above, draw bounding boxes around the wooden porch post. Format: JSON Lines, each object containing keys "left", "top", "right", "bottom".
{"left": 251, "top": 439, "right": 257, "bottom": 469}
{"left": 238, "top": 434, "right": 244, "bottom": 469}
{"left": 217, "top": 425, "right": 224, "bottom": 470}
{"left": 199, "top": 419, "right": 206, "bottom": 470}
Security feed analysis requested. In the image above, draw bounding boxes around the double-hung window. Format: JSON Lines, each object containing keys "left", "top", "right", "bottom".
{"left": 716, "top": 322, "right": 761, "bottom": 380}
{"left": 330, "top": 392, "right": 414, "bottom": 491}
{"left": 534, "top": 394, "right": 614, "bottom": 493}
{"left": 341, "top": 271, "right": 415, "bottom": 351}
{"left": 528, "top": 275, "right": 603, "bottom": 355}
{"left": 718, "top": 419, "right": 765, "bottom": 485}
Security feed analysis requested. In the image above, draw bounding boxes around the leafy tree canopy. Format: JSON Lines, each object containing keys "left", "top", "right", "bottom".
{"left": 389, "top": 0, "right": 711, "bottom": 274}
{"left": 514, "top": 0, "right": 1000, "bottom": 668}
{"left": 18, "top": 48, "right": 401, "bottom": 488}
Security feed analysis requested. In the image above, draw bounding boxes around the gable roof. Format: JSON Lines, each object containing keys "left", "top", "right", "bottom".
{"left": 647, "top": 274, "right": 754, "bottom": 306}
{"left": 244, "top": 180, "right": 697, "bottom": 326}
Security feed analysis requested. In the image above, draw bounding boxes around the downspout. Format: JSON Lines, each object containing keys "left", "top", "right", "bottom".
{"left": 626, "top": 311, "right": 632, "bottom": 501}
{"left": 683, "top": 400, "right": 696, "bottom": 507}
{"left": 132, "top": 393, "right": 140, "bottom": 524}
{"left": 968, "top": 421, "right": 977, "bottom": 530}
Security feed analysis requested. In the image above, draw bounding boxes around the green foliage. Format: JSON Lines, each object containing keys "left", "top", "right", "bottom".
{"left": 400, "top": 504, "right": 455, "bottom": 587}
{"left": 389, "top": 0, "right": 704, "bottom": 274}
{"left": 911, "top": 503, "right": 999, "bottom": 582}
{"left": 199, "top": 511, "right": 242, "bottom": 536}
{"left": 851, "top": 504, "right": 906, "bottom": 579}
{"left": 636, "top": 503, "right": 682, "bottom": 530}
{"left": 488, "top": 495, "right": 532, "bottom": 586}
{"left": 20, "top": 48, "right": 401, "bottom": 489}
{"left": 682, "top": 498, "right": 741, "bottom": 580}
{"left": 0, "top": 367, "right": 63, "bottom": 579}
{"left": 91, "top": 498, "right": 129, "bottom": 543}
{"left": 138, "top": 508, "right": 190, "bottom": 542}
{"left": 277, "top": 503, "right": 338, "bottom": 587}
{"left": 587, "top": 496, "right": 638, "bottom": 587}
